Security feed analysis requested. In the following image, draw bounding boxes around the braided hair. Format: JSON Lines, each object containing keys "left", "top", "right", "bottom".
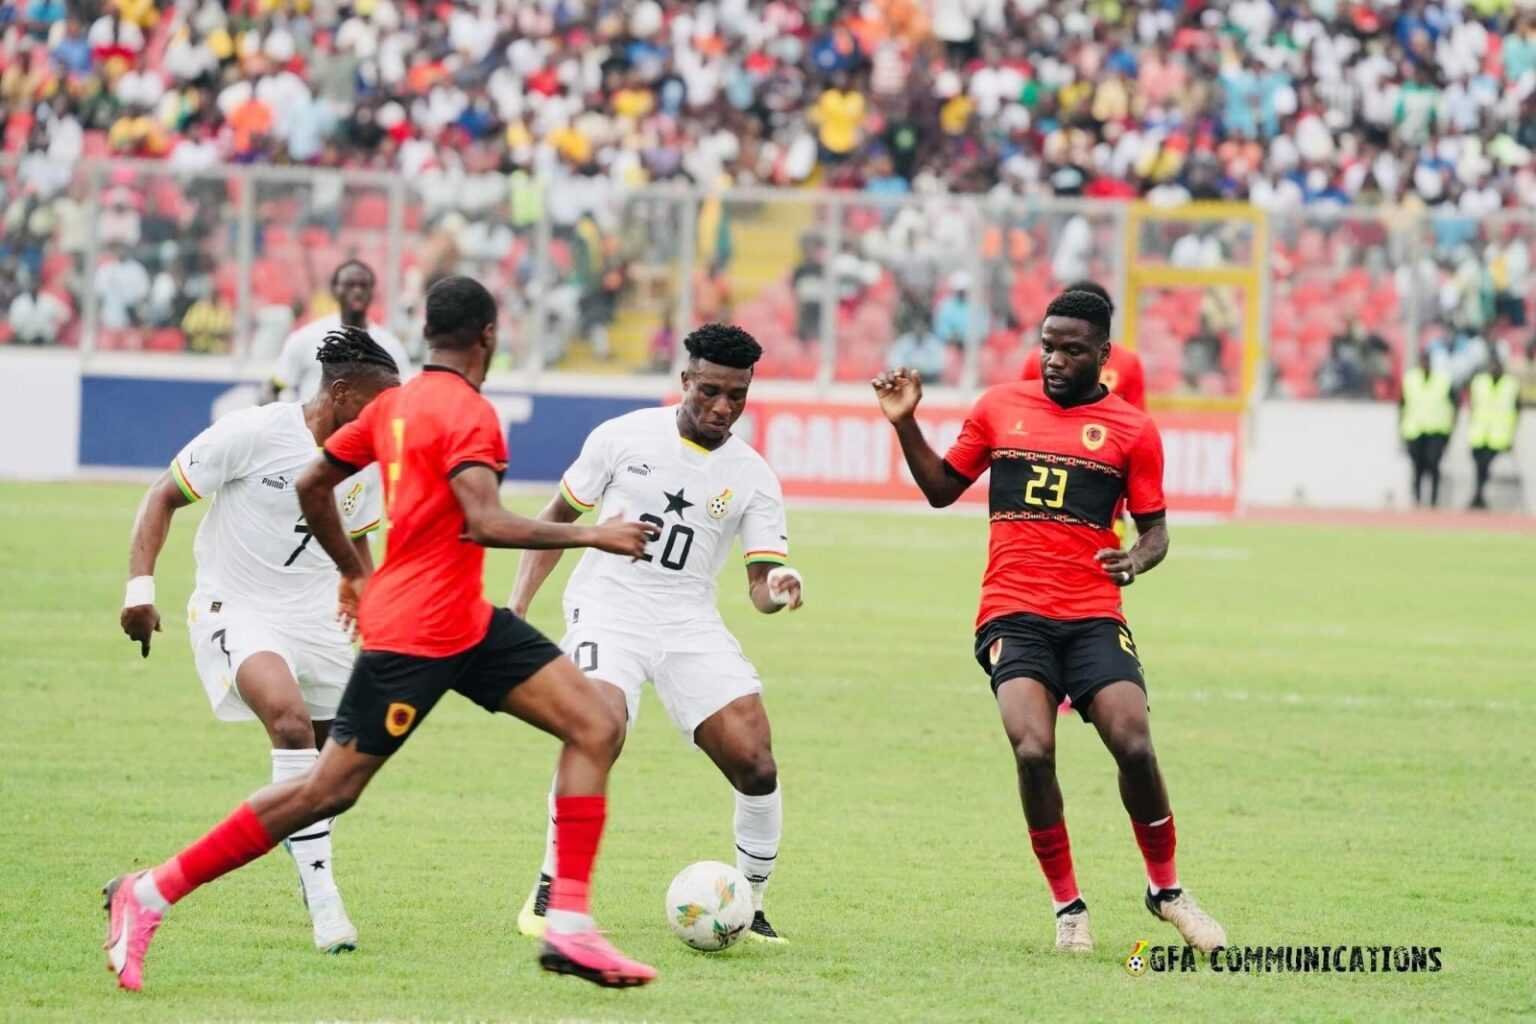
{"left": 315, "top": 326, "right": 399, "bottom": 385}
{"left": 1043, "top": 289, "right": 1114, "bottom": 342}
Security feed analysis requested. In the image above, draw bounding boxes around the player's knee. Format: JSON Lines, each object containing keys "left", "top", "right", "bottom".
{"left": 266, "top": 707, "right": 316, "bottom": 749}
{"left": 570, "top": 704, "right": 624, "bottom": 763}
{"left": 1012, "top": 736, "right": 1056, "bottom": 778}
{"left": 731, "top": 754, "right": 777, "bottom": 796}
{"left": 1111, "top": 732, "right": 1157, "bottom": 774}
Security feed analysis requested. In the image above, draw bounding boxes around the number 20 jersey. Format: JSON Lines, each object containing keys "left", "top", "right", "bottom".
{"left": 943, "top": 379, "right": 1166, "bottom": 628}
{"left": 558, "top": 406, "right": 789, "bottom": 650}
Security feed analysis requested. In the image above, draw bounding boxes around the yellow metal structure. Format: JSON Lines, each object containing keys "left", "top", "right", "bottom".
{"left": 1119, "top": 201, "right": 1268, "bottom": 412}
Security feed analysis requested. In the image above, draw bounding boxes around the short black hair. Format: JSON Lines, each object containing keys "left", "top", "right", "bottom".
{"left": 330, "top": 259, "right": 376, "bottom": 289}
{"left": 1061, "top": 280, "right": 1115, "bottom": 315}
{"left": 424, "top": 275, "right": 497, "bottom": 349}
{"left": 683, "top": 323, "right": 762, "bottom": 369}
{"left": 316, "top": 326, "right": 399, "bottom": 385}
{"left": 1044, "top": 289, "right": 1113, "bottom": 342}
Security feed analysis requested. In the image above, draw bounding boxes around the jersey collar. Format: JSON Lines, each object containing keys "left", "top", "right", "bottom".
{"left": 422, "top": 364, "right": 478, "bottom": 390}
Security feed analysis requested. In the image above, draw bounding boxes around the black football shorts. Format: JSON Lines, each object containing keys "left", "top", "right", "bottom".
{"left": 331, "top": 608, "right": 564, "bottom": 756}
{"left": 974, "top": 612, "right": 1146, "bottom": 723}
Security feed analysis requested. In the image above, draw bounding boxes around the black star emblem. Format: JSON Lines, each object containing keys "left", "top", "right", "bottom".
{"left": 310, "top": 860, "right": 326, "bottom": 871}
{"left": 662, "top": 488, "right": 694, "bottom": 518}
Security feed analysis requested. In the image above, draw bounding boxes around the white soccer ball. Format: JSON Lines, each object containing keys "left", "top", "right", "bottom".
{"left": 664, "top": 861, "right": 754, "bottom": 951}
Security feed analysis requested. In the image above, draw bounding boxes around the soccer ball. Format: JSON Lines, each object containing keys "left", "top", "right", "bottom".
{"left": 665, "top": 861, "right": 754, "bottom": 951}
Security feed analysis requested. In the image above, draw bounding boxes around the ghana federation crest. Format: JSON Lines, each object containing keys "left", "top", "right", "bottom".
{"left": 1082, "top": 423, "right": 1108, "bottom": 452}
{"left": 341, "top": 481, "right": 365, "bottom": 516}
{"left": 707, "top": 488, "right": 734, "bottom": 520}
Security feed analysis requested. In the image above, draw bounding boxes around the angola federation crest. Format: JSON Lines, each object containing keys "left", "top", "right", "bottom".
{"left": 1081, "top": 423, "right": 1108, "bottom": 452}
{"left": 707, "top": 488, "right": 734, "bottom": 520}
{"left": 385, "top": 702, "right": 417, "bottom": 738}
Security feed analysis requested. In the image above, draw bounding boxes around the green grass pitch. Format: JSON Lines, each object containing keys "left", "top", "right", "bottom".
{"left": 0, "top": 482, "right": 1531, "bottom": 1022}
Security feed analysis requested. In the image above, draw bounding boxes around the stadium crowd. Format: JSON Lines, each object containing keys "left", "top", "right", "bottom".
{"left": 2, "top": 0, "right": 1535, "bottom": 394}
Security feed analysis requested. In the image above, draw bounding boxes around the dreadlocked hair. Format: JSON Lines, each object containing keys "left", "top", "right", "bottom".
{"left": 683, "top": 322, "right": 762, "bottom": 369}
{"left": 1044, "top": 289, "right": 1113, "bottom": 341}
{"left": 316, "top": 326, "right": 399, "bottom": 383}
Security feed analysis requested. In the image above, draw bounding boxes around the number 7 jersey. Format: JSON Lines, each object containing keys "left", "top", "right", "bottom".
{"left": 558, "top": 406, "right": 789, "bottom": 649}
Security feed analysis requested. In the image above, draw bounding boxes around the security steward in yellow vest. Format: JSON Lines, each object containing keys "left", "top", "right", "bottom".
{"left": 1400, "top": 351, "right": 1456, "bottom": 507}
{"left": 1467, "top": 356, "right": 1521, "bottom": 509}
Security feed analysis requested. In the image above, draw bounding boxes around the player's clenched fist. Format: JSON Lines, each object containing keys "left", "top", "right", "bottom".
{"left": 592, "top": 518, "right": 662, "bottom": 558}
{"left": 120, "top": 604, "right": 162, "bottom": 658}
{"left": 871, "top": 368, "right": 924, "bottom": 422}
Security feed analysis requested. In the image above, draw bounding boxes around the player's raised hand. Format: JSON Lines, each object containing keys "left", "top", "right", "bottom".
{"left": 120, "top": 604, "right": 161, "bottom": 658}
{"left": 872, "top": 368, "right": 924, "bottom": 423}
{"left": 591, "top": 518, "right": 662, "bottom": 559}
{"left": 337, "top": 573, "right": 367, "bottom": 639}
{"left": 1095, "top": 547, "right": 1136, "bottom": 587}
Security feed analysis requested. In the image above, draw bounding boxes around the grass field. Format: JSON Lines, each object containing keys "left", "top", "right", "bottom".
{"left": 1, "top": 481, "right": 1532, "bottom": 1022}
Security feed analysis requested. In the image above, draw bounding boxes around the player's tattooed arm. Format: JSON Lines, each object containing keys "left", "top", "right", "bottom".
{"left": 1095, "top": 513, "right": 1169, "bottom": 587}
{"left": 747, "top": 561, "right": 803, "bottom": 614}
{"left": 508, "top": 492, "right": 582, "bottom": 616}
{"left": 121, "top": 472, "right": 194, "bottom": 656}
{"left": 872, "top": 369, "right": 970, "bottom": 508}
{"left": 450, "top": 465, "right": 658, "bottom": 556}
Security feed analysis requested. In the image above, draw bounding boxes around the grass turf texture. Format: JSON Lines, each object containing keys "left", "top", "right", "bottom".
{"left": 0, "top": 482, "right": 1530, "bottom": 1023}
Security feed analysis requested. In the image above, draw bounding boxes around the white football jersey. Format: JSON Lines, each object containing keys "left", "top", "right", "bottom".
{"left": 559, "top": 406, "right": 789, "bottom": 650}
{"left": 271, "top": 313, "right": 413, "bottom": 401}
{"left": 171, "top": 403, "right": 381, "bottom": 621}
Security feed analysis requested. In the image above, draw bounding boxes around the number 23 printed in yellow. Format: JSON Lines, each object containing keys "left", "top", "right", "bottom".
{"left": 1023, "top": 465, "right": 1068, "bottom": 508}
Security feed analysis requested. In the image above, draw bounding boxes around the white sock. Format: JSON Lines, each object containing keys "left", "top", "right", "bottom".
{"left": 538, "top": 778, "right": 557, "bottom": 879}
{"left": 132, "top": 872, "right": 169, "bottom": 912}
{"left": 734, "top": 785, "right": 781, "bottom": 912}
{"left": 1052, "top": 897, "right": 1081, "bottom": 915}
{"left": 271, "top": 748, "right": 338, "bottom": 905}
{"left": 545, "top": 909, "right": 594, "bottom": 935}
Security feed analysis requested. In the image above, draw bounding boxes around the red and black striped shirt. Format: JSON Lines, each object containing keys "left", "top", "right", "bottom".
{"left": 943, "top": 379, "right": 1165, "bottom": 627}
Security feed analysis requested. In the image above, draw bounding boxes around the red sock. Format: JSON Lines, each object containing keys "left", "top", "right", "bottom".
{"left": 1027, "top": 819, "right": 1081, "bottom": 905}
{"left": 151, "top": 802, "right": 276, "bottom": 905}
{"left": 550, "top": 795, "right": 606, "bottom": 916}
{"left": 1132, "top": 815, "right": 1179, "bottom": 891}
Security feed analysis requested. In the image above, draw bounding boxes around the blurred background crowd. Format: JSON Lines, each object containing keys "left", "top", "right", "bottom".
{"left": 2, "top": 0, "right": 1535, "bottom": 401}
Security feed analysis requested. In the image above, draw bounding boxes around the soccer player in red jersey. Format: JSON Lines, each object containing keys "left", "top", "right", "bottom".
{"left": 1020, "top": 281, "right": 1145, "bottom": 410}
{"left": 872, "top": 288, "right": 1227, "bottom": 955}
{"left": 1024, "top": 281, "right": 1143, "bottom": 718}
{"left": 101, "top": 277, "right": 663, "bottom": 992}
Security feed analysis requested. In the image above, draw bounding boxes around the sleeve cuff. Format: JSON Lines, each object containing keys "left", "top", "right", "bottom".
{"left": 324, "top": 450, "right": 361, "bottom": 475}
{"left": 169, "top": 459, "right": 202, "bottom": 502}
{"left": 941, "top": 459, "right": 977, "bottom": 484}
{"left": 744, "top": 549, "right": 789, "bottom": 565}
{"left": 559, "top": 478, "right": 595, "bottom": 513}
{"left": 349, "top": 520, "right": 381, "bottom": 539}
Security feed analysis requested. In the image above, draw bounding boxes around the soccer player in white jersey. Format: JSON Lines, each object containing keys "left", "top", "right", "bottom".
{"left": 511, "top": 324, "right": 803, "bottom": 944}
{"left": 262, "top": 260, "right": 412, "bottom": 403}
{"left": 119, "top": 328, "right": 399, "bottom": 952}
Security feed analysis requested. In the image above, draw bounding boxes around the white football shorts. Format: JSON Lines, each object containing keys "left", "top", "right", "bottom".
{"left": 559, "top": 624, "right": 762, "bottom": 744}
{"left": 187, "top": 592, "right": 353, "bottom": 723}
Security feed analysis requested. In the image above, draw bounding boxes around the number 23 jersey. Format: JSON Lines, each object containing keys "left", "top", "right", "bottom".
{"left": 943, "top": 379, "right": 1165, "bottom": 628}
{"left": 558, "top": 406, "right": 789, "bottom": 648}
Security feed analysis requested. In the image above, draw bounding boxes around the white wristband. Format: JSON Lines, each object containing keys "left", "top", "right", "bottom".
{"left": 766, "top": 566, "right": 803, "bottom": 606}
{"left": 124, "top": 576, "right": 155, "bottom": 608}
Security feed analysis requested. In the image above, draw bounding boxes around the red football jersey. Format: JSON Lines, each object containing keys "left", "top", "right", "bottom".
{"left": 944, "top": 380, "right": 1165, "bottom": 627}
{"left": 325, "top": 366, "right": 508, "bottom": 657}
{"left": 1021, "top": 344, "right": 1147, "bottom": 410}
